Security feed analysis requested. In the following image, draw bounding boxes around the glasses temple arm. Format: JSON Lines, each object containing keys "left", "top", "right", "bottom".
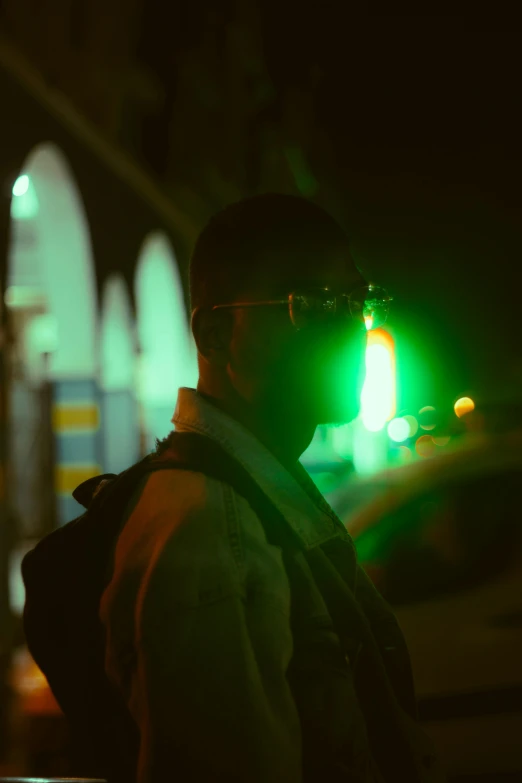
{"left": 211, "top": 300, "right": 289, "bottom": 311}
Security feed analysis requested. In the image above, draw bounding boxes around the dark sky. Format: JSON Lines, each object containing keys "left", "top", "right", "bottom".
{"left": 259, "top": 15, "right": 522, "bottom": 410}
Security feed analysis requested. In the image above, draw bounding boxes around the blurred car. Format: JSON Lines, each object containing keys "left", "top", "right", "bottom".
{"left": 329, "top": 431, "right": 522, "bottom": 782}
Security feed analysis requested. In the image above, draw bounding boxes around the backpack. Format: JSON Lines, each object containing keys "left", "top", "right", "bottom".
{"left": 21, "top": 431, "right": 303, "bottom": 783}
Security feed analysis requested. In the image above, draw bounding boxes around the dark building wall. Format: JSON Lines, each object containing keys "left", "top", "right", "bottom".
{"left": 0, "top": 0, "right": 150, "bottom": 145}
{"left": 0, "top": 0, "right": 301, "bottom": 228}
{"left": 0, "top": 65, "right": 193, "bottom": 316}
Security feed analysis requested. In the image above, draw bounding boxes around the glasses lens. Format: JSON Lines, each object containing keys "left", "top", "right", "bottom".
{"left": 289, "top": 290, "right": 337, "bottom": 328}
{"left": 348, "top": 284, "right": 391, "bottom": 331}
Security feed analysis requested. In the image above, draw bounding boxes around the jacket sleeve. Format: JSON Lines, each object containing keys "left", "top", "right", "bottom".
{"left": 131, "top": 503, "right": 303, "bottom": 783}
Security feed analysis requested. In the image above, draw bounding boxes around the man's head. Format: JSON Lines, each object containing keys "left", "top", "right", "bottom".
{"left": 190, "top": 193, "right": 378, "bottom": 433}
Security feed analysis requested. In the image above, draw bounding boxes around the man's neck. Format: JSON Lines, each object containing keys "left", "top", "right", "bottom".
{"left": 196, "top": 384, "right": 315, "bottom": 473}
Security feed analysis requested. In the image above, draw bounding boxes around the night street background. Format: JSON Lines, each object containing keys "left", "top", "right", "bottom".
{"left": 1, "top": 7, "right": 522, "bottom": 781}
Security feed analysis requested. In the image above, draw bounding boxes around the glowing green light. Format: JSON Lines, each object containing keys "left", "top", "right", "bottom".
{"left": 403, "top": 415, "right": 418, "bottom": 438}
{"left": 364, "top": 315, "right": 374, "bottom": 331}
{"left": 387, "top": 417, "right": 410, "bottom": 442}
{"left": 360, "top": 331, "right": 396, "bottom": 432}
{"left": 353, "top": 418, "right": 389, "bottom": 475}
{"left": 12, "top": 174, "right": 29, "bottom": 197}
{"left": 398, "top": 445, "right": 412, "bottom": 461}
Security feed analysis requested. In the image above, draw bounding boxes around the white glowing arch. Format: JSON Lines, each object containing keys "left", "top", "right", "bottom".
{"left": 100, "top": 274, "right": 136, "bottom": 391}
{"left": 134, "top": 232, "right": 197, "bottom": 407}
{"left": 8, "top": 142, "right": 98, "bottom": 379}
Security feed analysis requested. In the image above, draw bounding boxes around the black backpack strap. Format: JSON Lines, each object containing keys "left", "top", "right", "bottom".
{"left": 73, "top": 472, "right": 118, "bottom": 508}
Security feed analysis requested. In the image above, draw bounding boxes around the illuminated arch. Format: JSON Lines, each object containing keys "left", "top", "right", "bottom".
{"left": 100, "top": 274, "right": 136, "bottom": 392}
{"left": 134, "top": 232, "right": 197, "bottom": 450}
{"left": 7, "top": 143, "right": 100, "bottom": 535}
{"left": 8, "top": 142, "right": 98, "bottom": 379}
{"left": 100, "top": 274, "right": 140, "bottom": 472}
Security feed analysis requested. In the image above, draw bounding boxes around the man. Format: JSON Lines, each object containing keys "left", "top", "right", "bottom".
{"left": 100, "top": 194, "right": 445, "bottom": 782}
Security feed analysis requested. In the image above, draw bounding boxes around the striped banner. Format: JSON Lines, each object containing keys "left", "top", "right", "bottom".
{"left": 52, "top": 402, "right": 100, "bottom": 433}
{"left": 54, "top": 463, "right": 102, "bottom": 495}
{"left": 52, "top": 379, "right": 103, "bottom": 526}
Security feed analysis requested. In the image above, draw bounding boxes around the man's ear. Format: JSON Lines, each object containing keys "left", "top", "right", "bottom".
{"left": 191, "top": 307, "right": 231, "bottom": 368}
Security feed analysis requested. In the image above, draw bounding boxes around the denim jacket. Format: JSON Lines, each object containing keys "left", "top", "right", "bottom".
{"left": 100, "top": 388, "right": 446, "bottom": 783}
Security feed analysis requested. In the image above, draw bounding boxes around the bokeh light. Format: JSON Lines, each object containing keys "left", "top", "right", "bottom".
{"left": 433, "top": 435, "right": 451, "bottom": 446}
{"left": 403, "top": 414, "right": 419, "bottom": 438}
{"left": 387, "top": 417, "right": 410, "bottom": 443}
{"left": 454, "top": 396, "right": 475, "bottom": 418}
{"left": 419, "top": 405, "right": 437, "bottom": 431}
{"left": 398, "top": 445, "right": 412, "bottom": 462}
{"left": 415, "top": 435, "right": 436, "bottom": 458}
{"left": 12, "top": 174, "right": 29, "bottom": 197}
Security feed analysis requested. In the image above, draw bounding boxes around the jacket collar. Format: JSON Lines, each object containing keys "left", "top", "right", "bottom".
{"left": 172, "top": 388, "right": 351, "bottom": 550}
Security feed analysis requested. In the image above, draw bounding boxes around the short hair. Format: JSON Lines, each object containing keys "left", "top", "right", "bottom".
{"left": 189, "top": 193, "right": 349, "bottom": 310}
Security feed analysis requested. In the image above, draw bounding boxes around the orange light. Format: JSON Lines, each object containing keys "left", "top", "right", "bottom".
{"left": 454, "top": 397, "right": 475, "bottom": 418}
{"left": 415, "top": 435, "right": 436, "bottom": 458}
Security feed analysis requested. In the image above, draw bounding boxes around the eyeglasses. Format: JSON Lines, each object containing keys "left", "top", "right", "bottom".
{"left": 211, "top": 283, "right": 392, "bottom": 331}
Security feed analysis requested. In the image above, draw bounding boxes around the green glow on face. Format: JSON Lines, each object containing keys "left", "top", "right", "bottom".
{"left": 360, "top": 331, "right": 396, "bottom": 432}
{"left": 387, "top": 417, "right": 410, "bottom": 443}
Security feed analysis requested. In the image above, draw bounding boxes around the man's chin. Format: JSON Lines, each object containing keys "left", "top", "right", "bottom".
{"left": 308, "top": 398, "right": 360, "bottom": 428}
{"left": 317, "top": 412, "right": 359, "bottom": 427}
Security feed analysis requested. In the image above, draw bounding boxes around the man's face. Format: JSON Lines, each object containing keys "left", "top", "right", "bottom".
{"left": 224, "top": 247, "right": 368, "bottom": 427}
